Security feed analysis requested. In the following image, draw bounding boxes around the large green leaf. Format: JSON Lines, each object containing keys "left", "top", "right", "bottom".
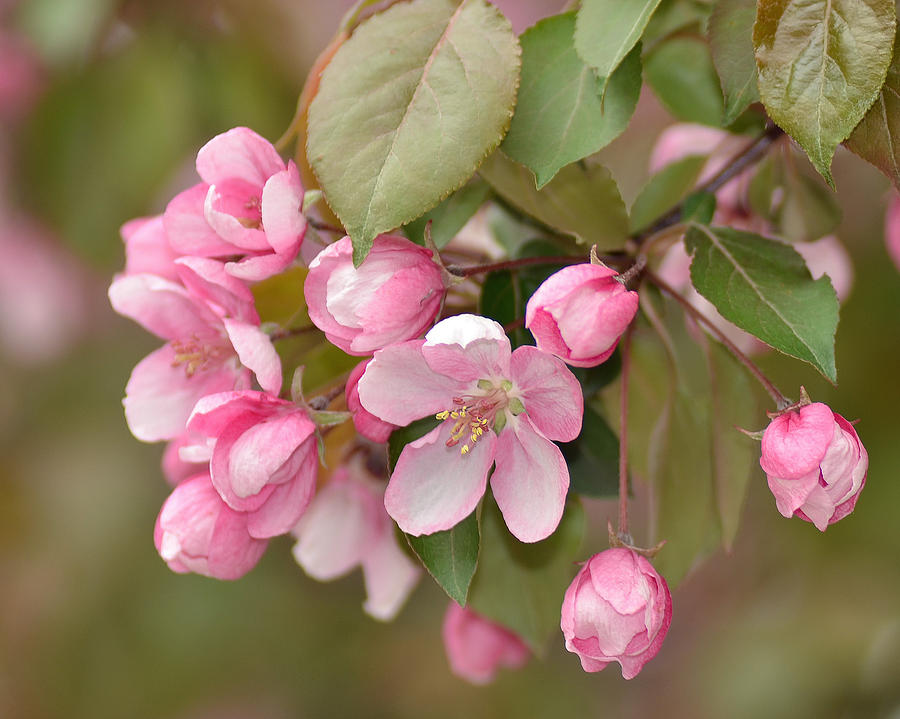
{"left": 753, "top": 0, "right": 896, "bottom": 185}
{"left": 403, "top": 178, "right": 491, "bottom": 249}
{"left": 478, "top": 150, "right": 628, "bottom": 249}
{"left": 629, "top": 154, "right": 707, "bottom": 233}
{"left": 645, "top": 37, "right": 725, "bottom": 126}
{"left": 708, "top": 0, "right": 760, "bottom": 126}
{"left": 684, "top": 225, "right": 839, "bottom": 382}
{"left": 406, "top": 511, "right": 480, "bottom": 605}
{"left": 845, "top": 26, "right": 900, "bottom": 189}
{"left": 307, "top": 0, "right": 521, "bottom": 265}
{"left": 502, "top": 13, "right": 641, "bottom": 189}
{"left": 467, "top": 494, "right": 585, "bottom": 653}
{"left": 574, "top": 0, "right": 661, "bottom": 83}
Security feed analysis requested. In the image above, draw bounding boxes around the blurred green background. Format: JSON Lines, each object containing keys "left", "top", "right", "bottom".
{"left": 1, "top": 1, "right": 899, "bottom": 717}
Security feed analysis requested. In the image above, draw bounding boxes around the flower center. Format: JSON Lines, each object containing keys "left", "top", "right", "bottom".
{"left": 435, "top": 380, "right": 521, "bottom": 455}
{"left": 171, "top": 337, "right": 228, "bottom": 377}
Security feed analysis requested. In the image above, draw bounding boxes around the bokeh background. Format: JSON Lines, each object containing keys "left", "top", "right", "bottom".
{"left": 2, "top": 1, "right": 899, "bottom": 717}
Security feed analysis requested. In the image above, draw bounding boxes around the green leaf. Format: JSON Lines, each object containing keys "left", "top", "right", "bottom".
{"left": 403, "top": 178, "right": 491, "bottom": 248}
{"left": 708, "top": 0, "right": 761, "bottom": 126}
{"left": 387, "top": 416, "right": 442, "bottom": 472}
{"left": 706, "top": 341, "right": 757, "bottom": 551}
{"left": 777, "top": 171, "right": 842, "bottom": 242}
{"left": 753, "top": 0, "right": 896, "bottom": 185}
{"left": 560, "top": 403, "right": 619, "bottom": 498}
{"left": 479, "top": 150, "right": 628, "bottom": 249}
{"left": 467, "top": 494, "right": 585, "bottom": 653}
{"left": 501, "top": 13, "right": 641, "bottom": 188}
{"left": 406, "top": 511, "right": 480, "bottom": 605}
{"left": 307, "top": 0, "right": 521, "bottom": 265}
{"left": 682, "top": 191, "right": 717, "bottom": 225}
{"left": 574, "top": 0, "right": 662, "bottom": 83}
{"left": 629, "top": 154, "right": 707, "bottom": 233}
{"left": 684, "top": 225, "right": 839, "bottom": 381}
{"left": 645, "top": 37, "right": 725, "bottom": 126}
{"left": 845, "top": 26, "right": 900, "bottom": 189}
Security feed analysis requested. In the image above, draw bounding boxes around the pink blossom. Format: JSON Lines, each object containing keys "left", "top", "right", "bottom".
{"left": 0, "top": 218, "right": 88, "bottom": 364}
{"left": 885, "top": 193, "right": 900, "bottom": 272}
{"left": 163, "top": 127, "right": 306, "bottom": 281}
{"left": 187, "top": 390, "right": 318, "bottom": 538}
{"left": 442, "top": 603, "right": 530, "bottom": 684}
{"left": 304, "top": 234, "right": 445, "bottom": 355}
{"left": 525, "top": 263, "right": 639, "bottom": 368}
{"left": 358, "top": 314, "right": 583, "bottom": 543}
{"left": 291, "top": 461, "right": 420, "bottom": 621}
{"left": 561, "top": 548, "right": 672, "bottom": 680}
{"left": 760, "top": 402, "right": 867, "bottom": 531}
{"left": 109, "top": 257, "right": 282, "bottom": 442}
{"left": 154, "top": 473, "right": 268, "bottom": 580}
{"left": 162, "top": 431, "right": 213, "bottom": 486}
{"left": 346, "top": 359, "right": 397, "bottom": 443}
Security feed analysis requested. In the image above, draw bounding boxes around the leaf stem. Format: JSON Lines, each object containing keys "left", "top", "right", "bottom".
{"left": 633, "top": 124, "right": 785, "bottom": 244}
{"left": 645, "top": 269, "right": 791, "bottom": 409}
{"left": 618, "top": 323, "right": 635, "bottom": 535}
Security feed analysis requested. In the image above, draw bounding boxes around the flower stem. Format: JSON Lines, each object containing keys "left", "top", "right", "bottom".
{"left": 645, "top": 269, "right": 791, "bottom": 409}
{"left": 270, "top": 325, "right": 322, "bottom": 341}
{"left": 618, "top": 323, "right": 635, "bottom": 535}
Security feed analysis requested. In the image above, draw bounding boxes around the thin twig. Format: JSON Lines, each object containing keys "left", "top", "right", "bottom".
{"left": 645, "top": 269, "right": 791, "bottom": 408}
{"left": 449, "top": 253, "right": 626, "bottom": 278}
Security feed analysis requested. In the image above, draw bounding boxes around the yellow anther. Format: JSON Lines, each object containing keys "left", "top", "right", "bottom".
{"left": 450, "top": 411, "right": 460, "bottom": 419}
{"left": 461, "top": 444, "right": 470, "bottom": 455}
{"left": 436, "top": 410, "right": 450, "bottom": 420}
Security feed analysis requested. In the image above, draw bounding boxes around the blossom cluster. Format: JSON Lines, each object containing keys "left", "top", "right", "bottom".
{"left": 111, "top": 123, "right": 869, "bottom": 686}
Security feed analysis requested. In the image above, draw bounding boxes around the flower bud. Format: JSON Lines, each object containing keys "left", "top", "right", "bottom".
{"left": 442, "top": 603, "right": 529, "bottom": 684}
{"left": 187, "top": 391, "right": 319, "bottom": 538}
{"left": 154, "top": 473, "right": 268, "bottom": 580}
{"left": 346, "top": 359, "right": 398, "bottom": 443}
{"left": 304, "top": 235, "right": 445, "bottom": 355}
{"left": 885, "top": 193, "right": 900, "bottom": 273}
{"left": 525, "top": 264, "right": 639, "bottom": 367}
{"left": 561, "top": 548, "right": 672, "bottom": 680}
{"left": 760, "top": 402, "right": 867, "bottom": 530}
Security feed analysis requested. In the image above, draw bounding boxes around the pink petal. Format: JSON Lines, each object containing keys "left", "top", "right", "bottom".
{"left": 225, "top": 252, "right": 293, "bottom": 283}
{"left": 761, "top": 403, "right": 835, "bottom": 479}
{"left": 385, "top": 423, "right": 495, "bottom": 536}
{"left": 196, "top": 126, "right": 285, "bottom": 188}
{"left": 164, "top": 183, "right": 237, "bottom": 256}
{"left": 222, "top": 319, "right": 282, "bottom": 396}
{"left": 767, "top": 467, "right": 821, "bottom": 518}
{"left": 109, "top": 273, "right": 219, "bottom": 341}
{"left": 121, "top": 215, "right": 179, "bottom": 281}
{"left": 491, "top": 417, "right": 568, "bottom": 543}
{"left": 292, "top": 470, "right": 378, "bottom": 580}
{"left": 260, "top": 161, "right": 306, "bottom": 254}
{"left": 203, "top": 184, "right": 271, "bottom": 250}
{"left": 357, "top": 340, "right": 463, "bottom": 426}
{"left": 124, "top": 345, "right": 241, "bottom": 442}
{"left": 188, "top": 390, "right": 287, "bottom": 438}
{"left": 361, "top": 524, "right": 422, "bottom": 621}
{"left": 246, "top": 443, "right": 317, "bottom": 538}
{"left": 509, "top": 345, "right": 583, "bottom": 442}
{"left": 175, "top": 257, "right": 257, "bottom": 322}
{"left": 206, "top": 501, "right": 270, "bottom": 579}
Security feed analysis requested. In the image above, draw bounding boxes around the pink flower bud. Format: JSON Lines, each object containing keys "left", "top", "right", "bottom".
{"left": 304, "top": 235, "right": 445, "bottom": 355}
{"left": 525, "top": 264, "right": 639, "bottom": 367}
{"left": 442, "top": 603, "right": 529, "bottom": 685}
{"left": 187, "top": 391, "right": 319, "bottom": 538}
{"left": 760, "top": 402, "right": 867, "bottom": 531}
{"left": 345, "top": 359, "right": 398, "bottom": 443}
{"left": 154, "top": 473, "right": 268, "bottom": 580}
{"left": 561, "top": 548, "right": 672, "bottom": 680}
